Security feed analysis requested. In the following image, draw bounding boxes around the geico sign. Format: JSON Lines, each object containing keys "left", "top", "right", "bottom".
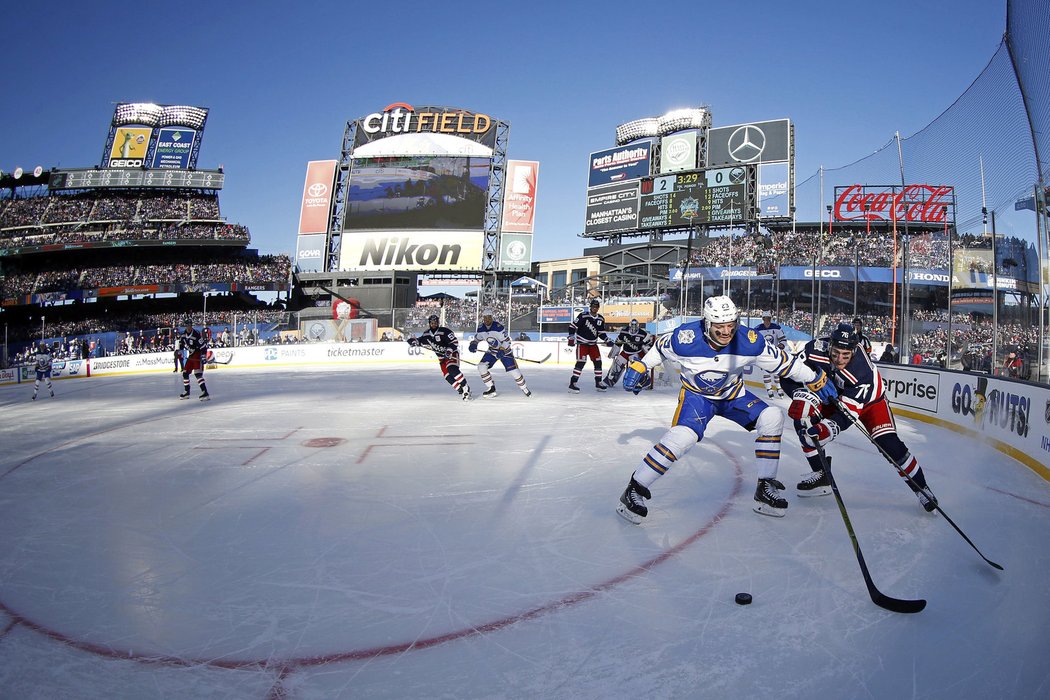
{"left": 360, "top": 102, "right": 491, "bottom": 138}
{"left": 803, "top": 269, "right": 842, "bottom": 278}
{"left": 109, "top": 159, "right": 144, "bottom": 167}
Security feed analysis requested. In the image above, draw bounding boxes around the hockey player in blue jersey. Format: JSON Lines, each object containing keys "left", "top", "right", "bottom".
{"left": 407, "top": 314, "right": 473, "bottom": 401}
{"left": 31, "top": 343, "right": 55, "bottom": 400}
{"left": 615, "top": 295, "right": 838, "bottom": 523}
{"left": 468, "top": 308, "right": 531, "bottom": 398}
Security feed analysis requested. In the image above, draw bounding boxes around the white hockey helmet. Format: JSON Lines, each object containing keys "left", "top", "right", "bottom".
{"left": 481, "top": 307, "right": 495, "bottom": 319}
{"left": 702, "top": 295, "right": 739, "bottom": 344}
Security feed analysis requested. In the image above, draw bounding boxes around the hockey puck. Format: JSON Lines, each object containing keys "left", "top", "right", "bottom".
{"left": 735, "top": 592, "right": 752, "bottom": 606}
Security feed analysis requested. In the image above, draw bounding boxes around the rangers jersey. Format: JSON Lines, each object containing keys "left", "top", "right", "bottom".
{"left": 614, "top": 327, "right": 654, "bottom": 357}
{"left": 637, "top": 320, "right": 818, "bottom": 401}
{"left": 412, "top": 326, "right": 460, "bottom": 357}
{"left": 782, "top": 336, "right": 886, "bottom": 419}
{"left": 569, "top": 311, "right": 611, "bottom": 345}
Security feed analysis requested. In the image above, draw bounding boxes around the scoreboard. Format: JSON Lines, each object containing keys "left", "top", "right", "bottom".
{"left": 49, "top": 168, "right": 225, "bottom": 191}
{"left": 638, "top": 166, "right": 749, "bottom": 229}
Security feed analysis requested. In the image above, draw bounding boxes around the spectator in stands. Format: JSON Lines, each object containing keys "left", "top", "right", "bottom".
{"left": 879, "top": 344, "right": 898, "bottom": 364}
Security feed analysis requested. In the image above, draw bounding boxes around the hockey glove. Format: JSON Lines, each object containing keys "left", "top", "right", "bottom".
{"left": 787, "top": 390, "right": 822, "bottom": 423}
{"left": 800, "top": 419, "right": 839, "bottom": 450}
{"left": 567, "top": 337, "right": 575, "bottom": 347}
{"left": 804, "top": 368, "right": 838, "bottom": 403}
{"left": 622, "top": 360, "right": 649, "bottom": 395}
{"left": 468, "top": 341, "right": 478, "bottom": 353}
{"left": 407, "top": 337, "right": 420, "bottom": 348}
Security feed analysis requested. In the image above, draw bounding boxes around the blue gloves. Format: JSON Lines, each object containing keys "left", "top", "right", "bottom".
{"left": 805, "top": 368, "right": 838, "bottom": 403}
{"left": 622, "top": 360, "right": 648, "bottom": 395}
{"left": 468, "top": 341, "right": 478, "bottom": 353}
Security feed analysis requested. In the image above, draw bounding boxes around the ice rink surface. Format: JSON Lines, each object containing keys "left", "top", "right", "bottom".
{"left": 0, "top": 363, "right": 1048, "bottom": 699}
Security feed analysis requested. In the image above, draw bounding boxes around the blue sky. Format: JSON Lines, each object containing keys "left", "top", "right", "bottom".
{"left": 0, "top": 1, "right": 1006, "bottom": 263}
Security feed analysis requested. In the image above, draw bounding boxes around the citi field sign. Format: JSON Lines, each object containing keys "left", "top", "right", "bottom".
{"left": 353, "top": 103, "right": 497, "bottom": 148}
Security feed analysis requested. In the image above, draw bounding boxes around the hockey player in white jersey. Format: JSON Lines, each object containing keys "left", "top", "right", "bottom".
{"left": 31, "top": 343, "right": 55, "bottom": 400}
{"left": 615, "top": 295, "right": 838, "bottom": 523}
{"left": 754, "top": 311, "right": 787, "bottom": 398}
{"left": 468, "top": 308, "right": 531, "bottom": 397}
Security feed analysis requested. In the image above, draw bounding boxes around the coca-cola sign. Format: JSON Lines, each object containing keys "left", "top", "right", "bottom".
{"left": 833, "top": 184, "right": 954, "bottom": 223}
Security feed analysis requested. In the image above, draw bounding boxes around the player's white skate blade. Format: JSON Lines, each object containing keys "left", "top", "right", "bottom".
{"left": 616, "top": 502, "right": 645, "bottom": 524}
{"left": 752, "top": 502, "right": 787, "bottom": 517}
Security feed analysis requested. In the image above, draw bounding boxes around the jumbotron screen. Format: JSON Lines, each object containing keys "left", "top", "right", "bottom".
{"left": 342, "top": 155, "right": 491, "bottom": 231}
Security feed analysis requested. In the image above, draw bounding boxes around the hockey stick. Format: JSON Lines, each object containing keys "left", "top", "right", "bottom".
{"left": 812, "top": 443, "right": 927, "bottom": 613}
{"left": 206, "top": 352, "right": 234, "bottom": 365}
{"left": 832, "top": 398, "right": 1004, "bottom": 571}
{"left": 515, "top": 353, "right": 551, "bottom": 364}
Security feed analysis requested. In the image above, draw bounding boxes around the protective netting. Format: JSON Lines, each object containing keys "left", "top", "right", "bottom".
{"left": 767, "top": 0, "right": 1049, "bottom": 378}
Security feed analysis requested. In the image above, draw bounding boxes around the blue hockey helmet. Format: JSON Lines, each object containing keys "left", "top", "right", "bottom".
{"left": 830, "top": 323, "right": 859, "bottom": 351}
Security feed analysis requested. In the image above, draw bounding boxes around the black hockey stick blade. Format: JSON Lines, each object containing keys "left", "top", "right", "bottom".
{"left": 515, "top": 353, "right": 551, "bottom": 364}
{"left": 818, "top": 445, "right": 926, "bottom": 613}
{"left": 832, "top": 399, "right": 1003, "bottom": 571}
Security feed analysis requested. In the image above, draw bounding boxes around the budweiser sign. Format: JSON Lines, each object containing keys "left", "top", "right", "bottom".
{"left": 833, "top": 184, "right": 954, "bottom": 223}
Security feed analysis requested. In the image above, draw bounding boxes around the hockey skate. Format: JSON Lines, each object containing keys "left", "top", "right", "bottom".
{"left": 199, "top": 392, "right": 211, "bottom": 401}
{"left": 482, "top": 386, "right": 498, "bottom": 398}
{"left": 31, "top": 394, "right": 36, "bottom": 400}
{"left": 521, "top": 387, "right": 532, "bottom": 397}
{"left": 595, "top": 380, "right": 607, "bottom": 392}
{"left": 911, "top": 484, "right": 938, "bottom": 513}
{"left": 776, "top": 388, "right": 786, "bottom": 398}
{"left": 459, "top": 386, "right": 473, "bottom": 401}
{"left": 179, "top": 391, "right": 191, "bottom": 400}
{"left": 767, "top": 388, "right": 777, "bottom": 399}
{"left": 616, "top": 478, "right": 651, "bottom": 524}
{"left": 568, "top": 381, "right": 580, "bottom": 393}
{"left": 796, "top": 469, "right": 832, "bottom": 497}
{"left": 753, "top": 478, "right": 788, "bottom": 517}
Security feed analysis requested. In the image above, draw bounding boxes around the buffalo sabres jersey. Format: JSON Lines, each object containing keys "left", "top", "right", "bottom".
{"left": 638, "top": 320, "right": 818, "bottom": 401}
{"left": 474, "top": 320, "right": 512, "bottom": 353}
{"left": 754, "top": 321, "right": 786, "bottom": 350}
{"left": 34, "top": 350, "right": 53, "bottom": 372}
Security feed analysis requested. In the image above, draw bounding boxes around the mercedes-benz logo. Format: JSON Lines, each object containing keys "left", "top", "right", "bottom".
{"left": 727, "top": 125, "right": 766, "bottom": 163}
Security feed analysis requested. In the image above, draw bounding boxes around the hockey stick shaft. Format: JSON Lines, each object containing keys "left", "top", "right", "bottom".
{"left": 832, "top": 399, "right": 1003, "bottom": 571}
{"left": 813, "top": 445, "right": 927, "bottom": 613}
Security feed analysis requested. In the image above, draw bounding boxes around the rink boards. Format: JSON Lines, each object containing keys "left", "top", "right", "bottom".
{"left": 2, "top": 341, "right": 1048, "bottom": 481}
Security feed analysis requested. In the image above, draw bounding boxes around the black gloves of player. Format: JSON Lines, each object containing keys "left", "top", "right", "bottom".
{"left": 468, "top": 341, "right": 478, "bottom": 353}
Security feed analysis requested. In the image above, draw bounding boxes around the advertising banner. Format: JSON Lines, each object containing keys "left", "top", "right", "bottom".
{"left": 708, "top": 119, "right": 791, "bottom": 166}
{"left": 298, "top": 160, "right": 338, "bottom": 235}
{"left": 151, "top": 127, "right": 197, "bottom": 169}
{"left": 108, "top": 127, "right": 153, "bottom": 168}
{"left": 295, "top": 234, "right": 327, "bottom": 272}
{"left": 833, "top": 184, "right": 954, "bottom": 224}
{"left": 587, "top": 142, "right": 652, "bottom": 187}
{"left": 501, "top": 160, "right": 539, "bottom": 233}
{"left": 584, "top": 181, "right": 640, "bottom": 235}
{"left": 338, "top": 230, "right": 484, "bottom": 272}
{"left": 499, "top": 233, "right": 532, "bottom": 272}
{"left": 758, "top": 162, "right": 790, "bottom": 218}
{"left": 538, "top": 306, "right": 585, "bottom": 324}
{"left": 659, "top": 132, "right": 698, "bottom": 174}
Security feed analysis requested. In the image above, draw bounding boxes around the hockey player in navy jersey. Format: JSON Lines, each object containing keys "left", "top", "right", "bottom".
{"left": 468, "top": 308, "right": 531, "bottom": 398}
{"left": 31, "top": 343, "right": 55, "bottom": 400}
{"left": 179, "top": 322, "right": 211, "bottom": 401}
{"left": 407, "top": 314, "right": 473, "bottom": 401}
{"left": 615, "top": 295, "right": 838, "bottom": 523}
{"left": 567, "top": 298, "right": 613, "bottom": 393}
{"left": 754, "top": 311, "right": 787, "bottom": 398}
{"left": 781, "top": 322, "right": 938, "bottom": 512}
{"left": 603, "top": 319, "right": 654, "bottom": 389}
